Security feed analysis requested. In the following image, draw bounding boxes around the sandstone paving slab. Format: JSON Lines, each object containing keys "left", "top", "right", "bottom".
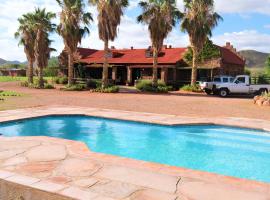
{"left": 73, "top": 177, "right": 101, "bottom": 188}
{"left": 88, "top": 180, "right": 142, "bottom": 199}
{"left": 123, "top": 189, "right": 178, "bottom": 200}
{"left": 0, "top": 140, "right": 40, "bottom": 151}
{"left": 25, "top": 144, "right": 67, "bottom": 162}
{"left": 59, "top": 186, "right": 99, "bottom": 200}
{"left": 0, "top": 148, "right": 26, "bottom": 160}
{"left": 5, "top": 174, "right": 40, "bottom": 185}
{"left": 56, "top": 158, "right": 102, "bottom": 177}
{"left": 2, "top": 156, "right": 27, "bottom": 167}
{"left": 0, "top": 170, "right": 15, "bottom": 179}
{"left": 32, "top": 180, "right": 67, "bottom": 193}
{"left": 178, "top": 180, "right": 269, "bottom": 200}
{"left": 95, "top": 165, "right": 180, "bottom": 193}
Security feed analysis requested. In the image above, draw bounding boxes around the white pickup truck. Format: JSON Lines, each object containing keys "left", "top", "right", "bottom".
{"left": 213, "top": 75, "right": 270, "bottom": 97}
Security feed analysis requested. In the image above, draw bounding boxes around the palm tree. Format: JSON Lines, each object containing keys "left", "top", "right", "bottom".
{"left": 15, "top": 14, "right": 36, "bottom": 84}
{"left": 56, "top": 0, "right": 93, "bottom": 86}
{"left": 137, "top": 0, "right": 181, "bottom": 87}
{"left": 181, "top": 0, "right": 222, "bottom": 86}
{"left": 31, "top": 8, "right": 56, "bottom": 88}
{"left": 89, "top": 0, "right": 129, "bottom": 88}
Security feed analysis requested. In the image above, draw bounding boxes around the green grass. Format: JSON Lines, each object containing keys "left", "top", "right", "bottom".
{"left": 0, "top": 91, "right": 22, "bottom": 97}
{"left": 0, "top": 76, "right": 54, "bottom": 82}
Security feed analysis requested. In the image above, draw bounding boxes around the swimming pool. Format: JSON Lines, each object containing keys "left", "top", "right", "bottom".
{"left": 0, "top": 115, "right": 269, "bottom": 183}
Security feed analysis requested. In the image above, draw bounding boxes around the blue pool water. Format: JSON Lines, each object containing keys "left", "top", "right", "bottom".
{"left": 0, "top": 115, "right": 270, "bottom": 183}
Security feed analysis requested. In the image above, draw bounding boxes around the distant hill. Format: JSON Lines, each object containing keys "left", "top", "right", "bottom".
{"left": 0, "top": 58, "right": 24, "bottom": 66}
{"left": 239, "top": 50, "right": 269, "bottom": 69}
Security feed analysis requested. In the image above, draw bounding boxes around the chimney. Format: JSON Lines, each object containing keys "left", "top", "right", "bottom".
{"left": 111, "top": 46, "right": 115, "bottom": 49}
{"left": 131, "top": 46, "right": 134, "bottom": 50}
{"left": 163, "top": 45, "right": 167, "bottom": 49}
{"left": 226, "top": 42, "right": 231, "bottom": 48}
{"left": 169, "top": 45, "right": 172, "bottom": 49}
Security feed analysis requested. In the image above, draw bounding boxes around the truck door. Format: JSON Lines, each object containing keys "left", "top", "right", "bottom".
{"left": 232, "top": 77, "right": 250, "bottom": 93}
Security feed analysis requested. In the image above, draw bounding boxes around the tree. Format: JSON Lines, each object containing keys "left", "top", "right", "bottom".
{"left": 137, "top": 0, "right": 181, "bottom": 87}
{"left": 181, "top": 0, "right": 222, "bottom": 86}
{"left": 31, "top": 8, "right": 56, "bottom": 88}
{"left": 15, "top": 13, "right": 36, "bottom": 84}
{"left": 265, "top": 56, "right": 270, "bottom": 75}
{"left": 89, "top": 0, "right": 129, "bottom": 88}
{"left": 56, "top": 0, "right": 93, "bottom": 86}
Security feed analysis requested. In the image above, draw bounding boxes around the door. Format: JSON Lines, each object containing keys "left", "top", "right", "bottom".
{"left": 231, "top": 77, "right": 249, "bottom": 93}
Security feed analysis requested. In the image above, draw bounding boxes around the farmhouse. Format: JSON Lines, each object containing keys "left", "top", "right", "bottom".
{"left": 72, "top": 42, "right": 245, "bottom": 85}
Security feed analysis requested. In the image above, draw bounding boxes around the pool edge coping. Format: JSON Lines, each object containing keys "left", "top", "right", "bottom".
{"left": 0, "top": 106, "right": 270, "bottom": 199}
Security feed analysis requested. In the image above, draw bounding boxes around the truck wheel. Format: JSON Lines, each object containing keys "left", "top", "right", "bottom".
{"left": 258, "top": 89, "right": 268, "bottom": 95}
{"left": 219, "top": 89, "right": 229, "bottom": 97}
{"left": 205, "top": 89, "right": 212, "bottom": 95}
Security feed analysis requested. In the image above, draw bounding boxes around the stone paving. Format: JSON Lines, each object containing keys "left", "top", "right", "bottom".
{"left": 0, "top": 106, "right": 270, "bottom": 200}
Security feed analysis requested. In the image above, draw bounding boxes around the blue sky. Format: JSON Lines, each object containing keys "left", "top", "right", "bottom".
{"left": 1, "top": 0, "right": 270, "bottom": 61}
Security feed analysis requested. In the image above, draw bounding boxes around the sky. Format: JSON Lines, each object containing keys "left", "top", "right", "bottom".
{"left": 1, "top": 0, "right": 270, "bottom": 62}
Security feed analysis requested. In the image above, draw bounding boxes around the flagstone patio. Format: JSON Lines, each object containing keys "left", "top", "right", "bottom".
{"left": 0, "top": 106, "right": 270, "bottom": 200}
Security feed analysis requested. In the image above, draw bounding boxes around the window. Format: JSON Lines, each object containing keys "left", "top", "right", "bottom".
{"left": 229, "top": 78, "right": 234, "bottom": 82}
{"left": 235, "top": 77, "right": 245, "bottom": 84}
{"left": 223, "top": 78, "right": 229, "bottom": 83}
{"left": 213, "top": 77, "right": 221, "bottom": 82}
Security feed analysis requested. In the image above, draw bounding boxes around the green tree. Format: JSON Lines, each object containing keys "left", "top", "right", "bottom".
{"left": 31, "top": 8, "right": 56, "bottom": 88}
{"left": 138, "top": 0, "right": 181, "bottom": 87}
{"left": 89, "top": 0, "right": 129, "bottom": 88}
{"left": 181, "top": 0, "right": 222, "bottom": 86}
{"left": 15, "top": 13, "right": 36, "bottom": 84}
{"left": 184, "top": 38, "right": 220, "bottom": 63}
{"left": 265, "top": 56, "right": 270, "bottom": 75}
{"left": 56, "top": 0, "right": 93, "bottom": 86}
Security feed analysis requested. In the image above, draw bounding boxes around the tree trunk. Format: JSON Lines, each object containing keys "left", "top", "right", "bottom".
{"left": 68, "top": 53, "right": 74, "bottom": 86}
{"left": 191, "top": 47, "right": 198, "bottom": 86}
{"left": 102, "top": 40, "right": 109, "bottom": 89}
{"left": 28, "top": 59, "right": 34, "bottom": 84}
{"left": 38, "top": 66, "right": 44, "bottom": 88}
{"left": 152, "top": 47, "right": 158, "bottom": 88}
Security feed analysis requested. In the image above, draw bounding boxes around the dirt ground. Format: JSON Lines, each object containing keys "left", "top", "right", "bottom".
{"left": 1, "top": 81, "right": 270, "bottom": 120}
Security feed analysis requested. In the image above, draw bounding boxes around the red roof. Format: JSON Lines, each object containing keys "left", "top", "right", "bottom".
{"left": 78, "top": 47, "right": 187, "bottom": 65}
{"left": 220, "top": 47, "right": 245, "bottom": 65}
{"left": 77, "top": 46, "right": 245, "bottom": 66}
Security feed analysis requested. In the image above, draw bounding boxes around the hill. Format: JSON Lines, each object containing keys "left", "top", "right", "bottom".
{"left": 239, "top": 50, "right": 269, "bottom": 69}
{"left": 0, "top": 58, "right": 24, "bottom": 66}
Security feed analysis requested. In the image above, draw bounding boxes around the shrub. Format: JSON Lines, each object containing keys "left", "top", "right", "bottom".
{"left": 86, "top": 79, "right": 102, "bottom": 89}
{"left": 55, "top": 76, "right": 68, "bottom": 84}
{"left": 180, "top": 84, "right": 202, "bottom": 93}
{"left": 0, "top": 91, "right": 21, "bottom": 97}
{"left": 136, "top": 80, "right": 169, "bottom": 93}
{"left": 92, "top": 86, "right": 119, "bottom": 93}
{"left": 262, "top": 91, "right": 270, "bottom": 99}
{"left": 21, "top": 81, "right": 29, "bottom": 87}
{"left": 44, "top": 83, "right": 55, "bottom": 89}
{"left": 62, "top": 84, "right": 87, "bottom": 91}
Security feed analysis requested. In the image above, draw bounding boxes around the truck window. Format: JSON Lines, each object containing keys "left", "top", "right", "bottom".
{"left": 229, "top": 78, "right": 234, "bottom": 82}
{"left": 235, "top": 77, "right": 245, "bottom": 84}
{"left": 223, "top": 78, "right": 229, "bottom": 83}
{"left": 213, "top": 78, "right": 221, "bottom": 82}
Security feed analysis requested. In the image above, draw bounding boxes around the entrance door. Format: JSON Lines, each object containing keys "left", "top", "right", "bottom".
{"left": 116, "top": 66, "right": 127, "bottom": 85}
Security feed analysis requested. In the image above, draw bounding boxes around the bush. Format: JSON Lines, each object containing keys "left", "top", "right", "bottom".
{"left": 92, "top": 86, "right": 119, "bottom": 93}
{"left": 262, "top": 91, "right": 270, "bottom": 99}
{"left": 135, "top": 80, "right": 169, "bottom": 93}
{"left": 86, "top": 79, "right": 102, "bottom": 89}
{"left": 62, "top": 84, "right": 87, "bottom": 91}
{"left": 55, "top": 76, "right": 68, "bottom": 84}
{"left": 44, "top": 83, "right": 55, "bottom": 89}
{"left": 180, "top": 84, "right": 202, "bottom": 93}
{"left": 21, "top": 81, "right": 29, "bottom": 87}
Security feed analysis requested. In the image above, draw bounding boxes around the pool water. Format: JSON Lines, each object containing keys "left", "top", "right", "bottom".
{"left": 0, "top": 115, "right": 270, "bottom": 183}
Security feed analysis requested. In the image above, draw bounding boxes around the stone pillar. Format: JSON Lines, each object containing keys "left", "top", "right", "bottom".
{"left": 112, "top": 66, "right": 117, "bottom": 82}
{"left": 161, "top": 68, "right": 168, "bottom": 84}
{"left": 127, "top": 66, "right": 132, "bottom": 86}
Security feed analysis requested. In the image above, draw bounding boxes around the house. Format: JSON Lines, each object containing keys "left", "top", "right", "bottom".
{"left": 73, "top": 42, "right": 245, "bottom": 86}
{"left": 0, "top": 68, "right": 26, "bottom": 77}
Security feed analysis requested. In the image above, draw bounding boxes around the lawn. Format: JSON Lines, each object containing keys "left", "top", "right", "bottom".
{"left": 0, "top": 76, "right": 54, "bottom": 82}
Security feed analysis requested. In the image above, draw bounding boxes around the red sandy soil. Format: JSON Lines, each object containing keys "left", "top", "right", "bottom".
{"left": 1, "top": 81, "right": 270, "bottom": 120}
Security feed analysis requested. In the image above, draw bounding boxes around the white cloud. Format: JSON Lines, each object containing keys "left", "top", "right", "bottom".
{"left": 213, "top": 30, "right": 270, "bottom": 53}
